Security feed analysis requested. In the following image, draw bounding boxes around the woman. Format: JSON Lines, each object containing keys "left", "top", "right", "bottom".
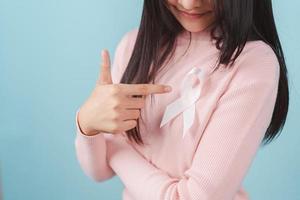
{"left": 74, "top": 0, "right": 289, "bottom": 199}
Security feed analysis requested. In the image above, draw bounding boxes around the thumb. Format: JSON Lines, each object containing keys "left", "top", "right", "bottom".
{"left": 97, "top": 49, "right": 113, "bottom": 85}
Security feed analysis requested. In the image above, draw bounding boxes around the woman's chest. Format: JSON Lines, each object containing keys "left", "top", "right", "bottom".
{"left": 129, "top": 48, "right": 238, "bottom": 177}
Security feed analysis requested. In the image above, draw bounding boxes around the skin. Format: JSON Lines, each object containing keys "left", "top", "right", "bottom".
{"left": 166, "top": 0, "right": 215, "bottom": 32}
{"left": 78, "top": 50, "right": 172, "bottom": 136}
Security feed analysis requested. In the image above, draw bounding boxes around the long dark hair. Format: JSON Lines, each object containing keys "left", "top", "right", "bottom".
{"left": 120, "top": 0, "right": 289, "bottom": 146}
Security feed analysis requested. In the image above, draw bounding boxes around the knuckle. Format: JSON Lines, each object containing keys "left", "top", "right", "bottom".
{"left": 139, "top": 85, "right": 148, "bottom": 94}
{"left": 110, "top": 85, "right": 121, "bottom": 95}
{"left": 111, "top": 98, "right": 121, "bottom": 109}
{"left": 135, "top": 110, "right": 140, "bottom": 117}
{"left": 111, "top": 110, "right": 121, "bottom": 120}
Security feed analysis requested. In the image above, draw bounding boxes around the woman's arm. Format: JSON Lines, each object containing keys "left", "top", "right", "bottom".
{"left": 74, "top": 29, "right": 137, "bottom": 182}
{"left": 105, "top": 43, "right": 280, "bottom": 199}
{"left": 74, "top": 109, "right": 116, "bottom": 182}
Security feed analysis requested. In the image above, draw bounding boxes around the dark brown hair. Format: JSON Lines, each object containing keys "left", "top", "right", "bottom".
{"left": 120, "top": 0, "right": 289, "bottom": 146}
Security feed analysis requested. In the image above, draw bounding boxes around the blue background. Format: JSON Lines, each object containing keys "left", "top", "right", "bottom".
{"left": 0, "top": 0, "right": 299, "bottom": 199}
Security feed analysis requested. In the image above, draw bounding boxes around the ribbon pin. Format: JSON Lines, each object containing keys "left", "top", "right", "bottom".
{"left": 159, "top": 67, "right": 210, "bottom": 139}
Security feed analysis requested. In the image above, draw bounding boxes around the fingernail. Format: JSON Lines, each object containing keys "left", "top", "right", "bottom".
{"left": 164, "top": 86, "right": 172, "bottom": 92}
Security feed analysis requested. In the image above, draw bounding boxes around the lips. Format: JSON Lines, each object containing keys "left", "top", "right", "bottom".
{"left": 175, "top": 7, "right": 211, "bottom": 19}
{"left": 180, "top": 10, "right": 202, "bottom": 15}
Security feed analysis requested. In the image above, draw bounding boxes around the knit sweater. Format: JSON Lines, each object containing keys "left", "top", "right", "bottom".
{"left": 74, "top": 27, "right": 280, "bottom": 200}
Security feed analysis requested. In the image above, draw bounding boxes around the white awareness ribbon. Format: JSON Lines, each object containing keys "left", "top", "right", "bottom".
{"left": 159, "top": 67, "right": 210, "bottom": 139}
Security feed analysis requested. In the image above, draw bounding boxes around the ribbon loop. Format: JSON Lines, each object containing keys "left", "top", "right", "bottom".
{"left": 160, "top": 67, "right": 210, "bottom": 139}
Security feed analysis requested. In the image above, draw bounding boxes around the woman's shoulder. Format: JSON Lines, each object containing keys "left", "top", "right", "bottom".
{"left": 113, "top": 27, "right": 139, "bottom": 63}
{"left": 240, "top": 40, "right": 278, "bottom": 62}
{"left": 126, "top": 27, "right": 139, "bottom": 42}
{"left": 117, "top": 27, "right": 139, "bottom": 50}
{"left": 111, "top": 28, "right": 139, "bottom": 83}
{"left": 231, "top": 40, "right": 280, "bottom": 85}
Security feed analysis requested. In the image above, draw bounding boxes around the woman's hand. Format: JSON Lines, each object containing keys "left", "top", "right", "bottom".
{"left": 77, "top": 49, "right": 172, "bottom": 136}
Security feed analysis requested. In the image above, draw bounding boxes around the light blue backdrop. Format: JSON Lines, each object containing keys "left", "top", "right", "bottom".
{"left": 0, "top": 0, "right": 299, "bottom": 199}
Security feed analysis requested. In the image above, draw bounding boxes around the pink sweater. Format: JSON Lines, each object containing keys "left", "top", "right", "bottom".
{"left": 74, "top": 28, "right": 279, "bottom": 200}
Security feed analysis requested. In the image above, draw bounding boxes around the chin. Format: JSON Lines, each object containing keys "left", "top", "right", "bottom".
{"left": 181, "top": 24, "right": 209, "bottom": 33}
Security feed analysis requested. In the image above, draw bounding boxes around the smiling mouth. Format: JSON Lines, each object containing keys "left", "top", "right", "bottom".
{"left": 175, "top": 7, "right": 212, "bottom": 19}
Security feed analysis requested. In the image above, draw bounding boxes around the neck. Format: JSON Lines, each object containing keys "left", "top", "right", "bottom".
{"left": 177, "top": 25, "right": 213, "bottom": 44}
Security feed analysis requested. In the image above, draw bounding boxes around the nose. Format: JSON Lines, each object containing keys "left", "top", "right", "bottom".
{"left": 178, "top": 0, "right": 202, "bottom": 10}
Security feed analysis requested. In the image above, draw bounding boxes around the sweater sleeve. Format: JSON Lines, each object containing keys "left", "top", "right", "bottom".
{"left": 105, "top": 44, "right": 280, "bottom": 199}
{"left": 74, "top": 29, "right": 135, "bottom": 182}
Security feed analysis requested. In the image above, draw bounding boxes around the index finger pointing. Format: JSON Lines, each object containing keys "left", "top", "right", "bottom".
{"left": 120, "top": 84, "right": 172, "bottom": 96}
